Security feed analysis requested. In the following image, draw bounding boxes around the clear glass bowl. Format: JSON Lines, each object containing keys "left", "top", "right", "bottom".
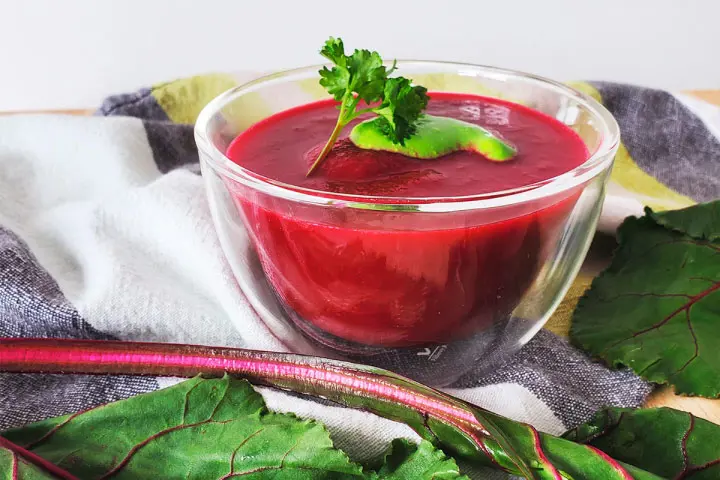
{"left": 194, "top": 62, "right": 619, "bottom": 386}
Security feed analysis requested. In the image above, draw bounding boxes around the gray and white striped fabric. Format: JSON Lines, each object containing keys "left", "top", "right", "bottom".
{"left": 1, "top": 79, "right": 718, "bottom": 478}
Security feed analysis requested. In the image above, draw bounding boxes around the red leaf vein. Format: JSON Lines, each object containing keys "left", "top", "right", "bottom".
{"left": 98, "top": 419, "right": 233, "bottom": 479}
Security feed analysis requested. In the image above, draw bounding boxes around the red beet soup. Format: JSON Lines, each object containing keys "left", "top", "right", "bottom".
{"left": 226, "top": 93, "right": 588, "bottom": 347}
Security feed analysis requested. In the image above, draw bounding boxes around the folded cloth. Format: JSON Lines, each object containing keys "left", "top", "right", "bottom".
{"left": 1, "top": 74, "right": 718, "bottom": 478}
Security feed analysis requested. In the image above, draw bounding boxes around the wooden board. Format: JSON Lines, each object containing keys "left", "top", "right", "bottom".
{"left": 1, "top": 90, "right": 720, "bottom": 423}
{"left": 688, "top": 89, "right": 720, "bottom": 106}
{"left": 0, "top": 108, "right": 94, "bottom": 116}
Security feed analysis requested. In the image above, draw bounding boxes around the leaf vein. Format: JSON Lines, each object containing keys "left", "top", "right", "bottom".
{"left": 220, "top": 428, "right": 266, "bottom": 480}
{"left": 600, "top": 281, "right": 720, "bottom": 356}
{"left": 98, "top": 419, "right": 234, "bottom": 479}
{"left": 674, "top": 414, "right": 695, "bottom": 479}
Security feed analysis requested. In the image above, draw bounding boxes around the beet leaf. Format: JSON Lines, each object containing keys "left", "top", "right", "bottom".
{"left": 2, "top": 375, "right": 466, "bottom": 479}
{"left": 0, "top": 436, "right": 78, "bottom": 479}
{"left": 649, "top": 200, "right": 720, "bottom": 242}
{"left": 564, "top": 407, "right": 720, "bottom": 479}
{"left": 0, "top": 338, "right": 664, "bottom": 479}
{"left": 571, "top": 203, "right": 720, "bottom": 397}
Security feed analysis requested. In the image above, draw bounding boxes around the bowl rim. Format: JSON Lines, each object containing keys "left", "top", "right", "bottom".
{"left": 194, "top": 61, "right": 620, "bottom": 212}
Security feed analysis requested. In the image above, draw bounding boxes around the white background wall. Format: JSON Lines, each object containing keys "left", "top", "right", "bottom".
{"left": 1, "top": 0, "right": 718, "bottom": 110}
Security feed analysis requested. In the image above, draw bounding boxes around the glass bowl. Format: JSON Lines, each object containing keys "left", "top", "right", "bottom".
{"left": 194, "top": 62, "right": 619, "bottom": 386}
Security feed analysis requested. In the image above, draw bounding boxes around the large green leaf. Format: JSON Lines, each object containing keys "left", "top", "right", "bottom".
{"left": 4, "top": 375, "right": 363, "bottom": 479}
{"left": 571, "top": 205, "right": 720, "bottom": 397}
{"left": 2, "top": 376, "right": 466, "bottom": 479}
{"left": 371, "top": 439, "right": 469, "bottom": 479}
{"left": 564, "top": 407, "right": 720, "bottom": 479}
{"left": 649, "top": 200, "right": 720, "bottom": 241}
{"left": 0, "top": 440, "right": 63, "bottom": 479}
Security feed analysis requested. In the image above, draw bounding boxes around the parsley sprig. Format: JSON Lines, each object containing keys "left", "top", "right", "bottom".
{"left": 306, "top": 37, "right": 429, "bottom": 176}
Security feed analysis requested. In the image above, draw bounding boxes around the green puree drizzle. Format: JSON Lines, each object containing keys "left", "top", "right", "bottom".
{"left": 350, "top": 114, "right": 516, "bottom": 161}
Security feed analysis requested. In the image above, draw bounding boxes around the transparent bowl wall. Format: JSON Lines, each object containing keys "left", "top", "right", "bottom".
{"left": 195, "top": 63, "right": 619, "bottom": 386}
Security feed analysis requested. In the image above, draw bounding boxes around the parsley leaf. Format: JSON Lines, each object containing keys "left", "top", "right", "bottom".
{"left": 307, "top": 37, "right": 428, "bottom": 176}
{"left": 373, "top": 77, "right": 429, "bottom": 144}
{"left": 345, "top": 49, "right": 388, "bottom": 103}
{"left": 319, "top": 36, "right": 347, "bottom": 66}
{"left": 319, "top": 64, "right": 350, "bottom": 101}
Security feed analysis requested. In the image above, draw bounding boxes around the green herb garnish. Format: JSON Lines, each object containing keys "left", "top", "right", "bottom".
{"left": 307, "top": 37, "right": 516, "bottom": 176}
{"left": 307, "top": 37, "right": 429, "bottom": 176}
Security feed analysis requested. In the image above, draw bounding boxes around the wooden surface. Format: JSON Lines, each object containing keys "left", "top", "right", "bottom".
{"left": 1, "top": 90, "right": 719, "bottom": 424}
{"left": 688, "top": 89, "right": 720, "bottom": 106}
{"left": 0, "top": 108, "right": 95, "bottom": 116}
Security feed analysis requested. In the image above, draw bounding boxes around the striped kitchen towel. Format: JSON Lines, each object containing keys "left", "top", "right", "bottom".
{"left": 0, "top": 74, "right": 718, "bottom": 478}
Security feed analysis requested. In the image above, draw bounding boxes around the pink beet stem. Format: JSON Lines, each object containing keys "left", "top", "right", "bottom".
{"left": 0, "top": 337, "right": 650, "bottom": 479}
